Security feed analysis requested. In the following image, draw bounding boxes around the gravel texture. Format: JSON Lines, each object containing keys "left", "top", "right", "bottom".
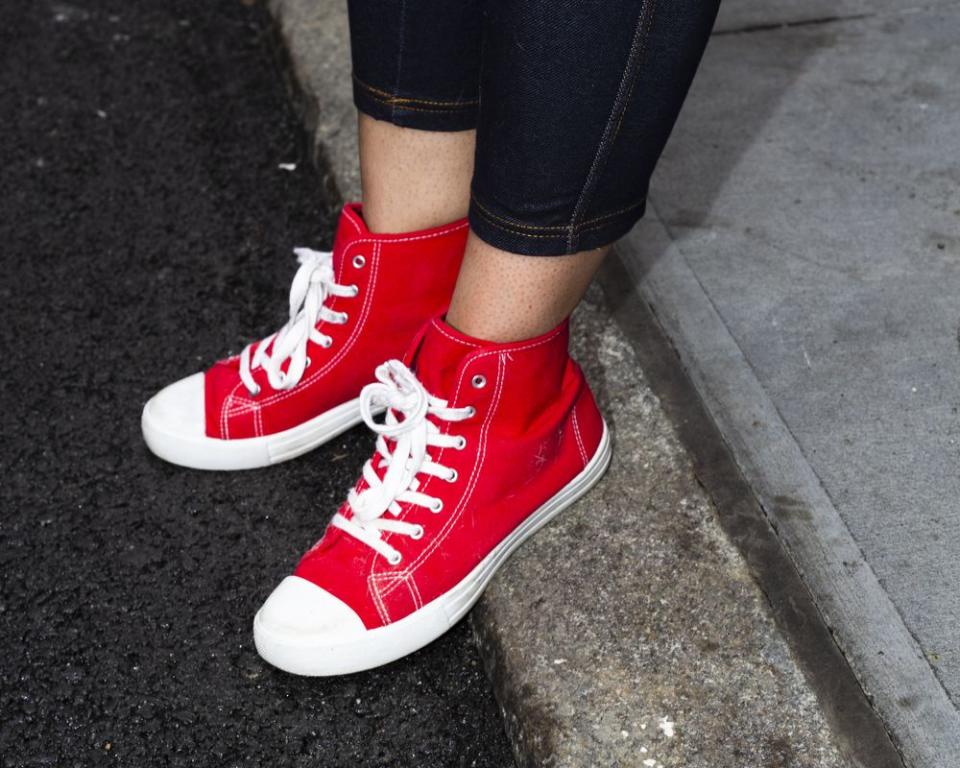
{"left": 474, "top": 285, "right": 848, "bottom": 768}
{"left": 0, "top": 1, "right": 513, "bottom": 765}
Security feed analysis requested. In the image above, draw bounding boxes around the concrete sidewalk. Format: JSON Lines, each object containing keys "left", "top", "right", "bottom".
{"left": 622, "top": 2, "right": 960, "bottom": 765}
{"left": 265, "top": 0, "right": 922, "bottom": 765}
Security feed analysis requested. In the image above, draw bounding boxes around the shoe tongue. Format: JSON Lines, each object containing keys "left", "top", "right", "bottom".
{"left": 414, "top": 318, "right": 491, "bottom": 396}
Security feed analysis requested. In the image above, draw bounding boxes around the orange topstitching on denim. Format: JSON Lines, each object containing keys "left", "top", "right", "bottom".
{"left": 353, "top": 73, "right": 479, "bottom": 109}
{"left": 471, "top": 195, "right": 646, "bottom": 241}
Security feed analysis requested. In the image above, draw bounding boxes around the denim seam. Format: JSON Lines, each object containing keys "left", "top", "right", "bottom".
{"left": 565, "top": 0, "right": 658, "bottom": 251}
{"left": 473, "top": 198, "right": 644, "bottom": 241}
{"left": 357, "top": 95, "right": 478, "bottom": 115}
{"left": 391, "top": 0, "right": 406, "bottom": 122}
{"left": 472, "top": 195, "right": 645, "bottom": 236}
{"left": 353, "top": 74, "right": 479, "bottom": 108}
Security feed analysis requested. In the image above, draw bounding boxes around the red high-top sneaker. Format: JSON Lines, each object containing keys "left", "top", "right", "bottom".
{"left": 253, "top": 317, "right": 611, "bottom": 675}
{"left": 141, "top": 204, "right": 468, "bottom": 470}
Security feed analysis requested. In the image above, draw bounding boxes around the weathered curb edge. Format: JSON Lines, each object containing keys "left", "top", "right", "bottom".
{"left": 620, "top": 209, "right": 960, "bottom": 767}
{"left": 599, "top": 248, "right": 905, "bottom": 768}
{"left": 268, "top": 0, "right": 359, "bottom": 201}
{"left": 267, "top": 2, "right": 853, "bottom": 766}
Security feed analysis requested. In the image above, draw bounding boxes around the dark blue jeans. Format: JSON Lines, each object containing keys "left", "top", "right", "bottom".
{"left": 348, "top": 0, "right": 719, "bottom": 255}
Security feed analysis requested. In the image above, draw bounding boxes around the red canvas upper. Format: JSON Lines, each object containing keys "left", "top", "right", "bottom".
{"left": 203, "top": 204, "right": 469, "bottom": 439}
{"left": 293, "top": 316, "right": 605, "bottom": 629}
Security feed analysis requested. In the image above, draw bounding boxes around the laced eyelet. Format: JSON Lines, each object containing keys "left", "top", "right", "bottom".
{"left": 471, "top": 374, "right": 487, "bottom": 389}
{"left": 445, "top": 469, "right": 458, "bottom": 483}
{"left": 387, "top": 551, "right": 402, "bottom": 566}
{"left": 410, "top": 525, "right": 424, "bottom": 540}
{"left": 454, "top": 436, "right": 467, "bottom": 450}
{"left": 465, "top": 406, "right": 476, "bottom": 418}
{"left": 430, "top": 499, "right": 444, "bottom": 514}
{"left": 305, "top": 356, "right": 312, "bottom": 368}
{"left": 348, "top": 284, "right": 359, "bottom": 297}
{"left": 248, "top": 384, "right": 261, "bottom": 397}
{"left": 320, "top": 337, "right": 333, "bottom": 348}
{"left": 338, "top": 311, "right": 349, "bottom": 323}
{"left": 352, "top": 254, "right": 366, "bottom": 269}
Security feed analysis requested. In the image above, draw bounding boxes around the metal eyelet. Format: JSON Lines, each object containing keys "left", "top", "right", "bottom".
{"left": 348, "top": 284, "right": 359, "bottom": 297}
{"left": 410, "top": 525, "right": 424, "bottom": 540}
{"left": 248, "top": 384, "right": 261, "bottom": 397}
{"left": 454, "top": 436, "right": 467, "bottom": 450}
{"left": 352, "top": 254, "right": 366, "bottom": 269}
{"left": 338, "top": 311, "right": 349, "bottom": 323}
{"left": 387, "top": 551, "right": 402, "bottom": 566}
{"left": 465, "top": 406, "right": 476, "bottom": 418}
{"left": 471, "top": 374, "right": 487, "bottom": 389}
{"left": 320, "top": 337, "right": 333, "bottom": 348}
{"left": 305, "top": 357, "right": 312, "bottom": 368}
{"left": 445, "top": 469, "right": 458, "bottom": 483}
{"left": 430, "top": 499, "right": 444, "bottom": 514}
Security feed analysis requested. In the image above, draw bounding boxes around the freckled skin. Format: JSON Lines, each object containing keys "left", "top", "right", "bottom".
{"left": 360, "top": 114, "right": 475, "bottom": 233}
{"left": 359, "top": 113, "right": 608, "bottom": 344}
{"left": 446, "top": 233, "right": 607, "bottom": 342}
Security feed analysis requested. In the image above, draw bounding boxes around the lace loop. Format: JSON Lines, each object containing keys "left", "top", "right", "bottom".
{"left": 330, "top": 360, "right": 473, "bottom": 564}
{"left": 239, "top": 248, "right": 356, "bottom": 396}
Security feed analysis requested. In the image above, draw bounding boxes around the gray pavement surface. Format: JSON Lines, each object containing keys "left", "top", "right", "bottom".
{"left": 475, "top": 286, "right": 848, "bottom": 768}
{"left": 269, "top": 0, "right": 895, "bottom": 765}
{"left": 0, "top": 1, "right": 514, "bottom": 765}
{"left": 712, "top": 0, "right": 959, "bottom": 33}
{"left": 622, "top": 1, "right": 960, "bottom": 765}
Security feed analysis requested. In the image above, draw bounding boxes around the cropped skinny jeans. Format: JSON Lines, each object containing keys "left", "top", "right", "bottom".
{"left": 347, "top": 0, "right": 720, "bottom": 255}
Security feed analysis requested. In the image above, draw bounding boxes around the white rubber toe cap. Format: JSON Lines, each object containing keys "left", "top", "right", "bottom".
{"left": 142, "top": 372, "right": 242, "bottom": 469}
{"left": 141, "top": 370, "right": 366, "bottom": 471}
{"left": 254, "top": 575, "right": 366, "bottom": 666}
{"left": 142, "top": 372, "right": 205, "bottom": 440}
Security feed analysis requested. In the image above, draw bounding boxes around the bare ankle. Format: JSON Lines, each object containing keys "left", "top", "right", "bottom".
{"left": 445, "top": 232, "right": 608, "bottom": 342}
{"left": 359, "top": 114, "right": 474, "bottom": 233}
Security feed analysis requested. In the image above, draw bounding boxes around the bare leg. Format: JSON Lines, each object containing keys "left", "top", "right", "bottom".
{"left": 359, "top": 113, "right": 475, "bottom": 233}
{"left": 359, "top": 112, "right": 604, "bottom": 342}
{"left": 446, "top": 232, "right": 607, "bottom": 342}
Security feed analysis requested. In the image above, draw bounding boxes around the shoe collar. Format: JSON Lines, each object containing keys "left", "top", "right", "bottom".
{"left": 408, "top": 316, "right": 571, "bottom": 404}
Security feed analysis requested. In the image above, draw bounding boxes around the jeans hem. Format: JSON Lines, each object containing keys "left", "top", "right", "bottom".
{"left": 468, "top": 197, "right": 647, "bottom": 256}
{"left": 352, "top": 77, "right": 478, "bottom": 132}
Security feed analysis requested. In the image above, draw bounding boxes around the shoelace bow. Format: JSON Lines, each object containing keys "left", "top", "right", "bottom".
{"left": 330, "top": 360, "right": 473, "bottom": 565}
{"left": 239, "top": 248, "right": 358, "bottom": 396}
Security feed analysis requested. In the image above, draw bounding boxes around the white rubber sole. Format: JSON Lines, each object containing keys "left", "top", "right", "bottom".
{"left": 253, "top": 421, "right": 612, "bottom": 676}
{"left": 141, "top": 395, "right": 364, "bottom": 471}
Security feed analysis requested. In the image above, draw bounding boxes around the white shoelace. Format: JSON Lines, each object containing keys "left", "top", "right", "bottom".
{"left": 239, "top": 248, "right": 358, "bottom": 396}
{"left": 330, "top": 360, "right": 474, "bottom": 565}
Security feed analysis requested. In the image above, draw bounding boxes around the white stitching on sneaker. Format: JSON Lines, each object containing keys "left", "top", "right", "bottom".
{"left": 254, "top": 405, "right": 263, "bottom": 438}
{"left": 239, "top": 248, "right": 355, "bottom": 395}
{"left": 218, "top": 221, "right": 471, "bottom": 434}
{"left": 221, "top": 394, "right": 233, "bottom": 440}
{"left": 369, "top": 573, "right": 394, "bottom": 624}
{"left": 372, "top": 353, "right": 506, "bottom": 606}
{"left": 368, "top": 333, "right": 563, "bottom": 603}
{"left": 406, "top": 574, "right": 423, "bottom": 609}
{"left": 430, "top": 318, "right": 483, "bottom": 348}
{"left": 343, "top": 206, "right": 363, "bottom": 235}
{"left": 218, "top": 241, "right": 380, "bottom": 431}
{"left": 571, "top": 408, "right": 588, "bottom": 466}
{"left": 330, "top": 360, "right": 473, "bottom": 565}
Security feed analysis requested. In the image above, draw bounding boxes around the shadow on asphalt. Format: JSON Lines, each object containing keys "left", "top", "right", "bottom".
{"left": 0, "top": 0, "right": 513, "bottom": 765}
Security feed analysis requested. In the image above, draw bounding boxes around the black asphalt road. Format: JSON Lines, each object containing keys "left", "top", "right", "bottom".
{"left": 0, "top": 0, "right": 514, "bottom": 765}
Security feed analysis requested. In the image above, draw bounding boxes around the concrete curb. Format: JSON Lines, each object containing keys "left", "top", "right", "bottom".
{"left": 621, "top": 200, "right": 960, "bottom": 767}
{"left": 267, "top": 1, "right": 854, "bottom": 764}
{"left": 615, "top": 5, "right": 960, "bottom": 765}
